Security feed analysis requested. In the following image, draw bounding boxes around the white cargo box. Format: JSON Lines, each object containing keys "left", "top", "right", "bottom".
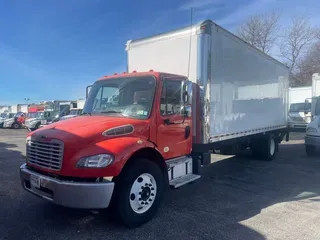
{"left": 126, "top": 20, "right": 289, "bottom": 143}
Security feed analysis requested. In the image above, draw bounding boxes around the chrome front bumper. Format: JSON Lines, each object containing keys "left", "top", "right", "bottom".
{"left": 20, "top": 164, "right": 115, "bottom": 209}
{"left": 288, "top": 122, "right": 308, "bottom": 129}
{"left": 305, "top": 135, "right": 320, "bottom": 147}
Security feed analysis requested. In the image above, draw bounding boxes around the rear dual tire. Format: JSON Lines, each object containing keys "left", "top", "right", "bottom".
{"left": 251, "top": 134, "right": 278, "bottom": 161}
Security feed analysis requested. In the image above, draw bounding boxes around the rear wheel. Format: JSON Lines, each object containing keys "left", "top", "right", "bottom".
{"left": 306, "top": 145, "right": 316, "bottom": 157}
{"left": 12, "top": 122, "right": 20, "bottom": 129}
{"left": 111, "top": 158, "right": 164, "bottom": 228}
{"left": 251, "top": 134, "right": 278, "bottom": 161}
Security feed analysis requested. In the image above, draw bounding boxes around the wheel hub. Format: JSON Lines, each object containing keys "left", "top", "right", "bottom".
{"left": 141, "top": 187, "right": 151, "bottom": 200}
{"left": 129, "top": 173, "right": 157, "bottom": 214}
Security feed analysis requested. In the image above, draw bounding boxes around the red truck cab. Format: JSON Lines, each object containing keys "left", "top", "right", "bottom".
{"left": 20, "top": 71, "right": 196, "bottom": 227}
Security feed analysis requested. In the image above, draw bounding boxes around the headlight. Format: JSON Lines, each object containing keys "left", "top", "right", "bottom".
{"left": 307, "top": 127, "right": 317, "bottom": 133}
{"left": 26, "top": 136, "right": 31, "bottom": 144}
{"left": 77, "top": 154, "right": 114, "bottom": 168}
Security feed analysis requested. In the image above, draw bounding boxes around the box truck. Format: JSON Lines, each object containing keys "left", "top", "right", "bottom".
{"left": 288, "top": 87, "right": 312, "bottom": 129}
{"left": 20, "top": 20, "right": 289, "bottom": 227}
{"left": 305, "top": 73, "right": 320, "bottom": 156}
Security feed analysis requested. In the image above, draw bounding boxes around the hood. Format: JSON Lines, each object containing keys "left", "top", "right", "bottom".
{"left": 288, "top": 112, "right": 310, "bottom": 117}
{"left": 25, "top": 118, "right": 39, "bottom": 123}
{"left": 4, "top": 118, "right": 14, "bottom": 123}
{"left": 30, "top": 116, "right": 150, "bottom": 145}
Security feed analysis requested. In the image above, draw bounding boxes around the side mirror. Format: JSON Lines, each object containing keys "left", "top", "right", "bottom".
{"left": 181, "top": 80, "right": 193, "bottom": 104}
{"left": 180, "top": 105, "right": 192, "bottom": 118}
{"left": 86, "top": 85, "right": 92, "bottom": 99}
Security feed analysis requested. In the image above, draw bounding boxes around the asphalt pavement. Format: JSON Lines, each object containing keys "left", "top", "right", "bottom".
{"left": 1, "top": 129, "right": 320, "bottom": 240}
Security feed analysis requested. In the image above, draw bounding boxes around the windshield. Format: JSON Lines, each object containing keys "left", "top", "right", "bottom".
{"left": 289, "top": 103, "right": 311, "bottom": 113}
{"left": 0, "top": 113, "right": 7, "bottom": 118}
{"left": 8, "top": 113, "right": 15, "bottom": 118}
{"left": 83, "top": 76, "right": 156, "bottom": 119}
{"left": 69, "top": 109, "right": 81, "bottom": 115}
{"left": 27, "top": 112, "right": 43, "bottom": 119}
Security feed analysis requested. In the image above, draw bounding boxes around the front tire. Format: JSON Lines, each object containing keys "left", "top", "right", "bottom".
{"left": 12, "top": 123, "right": 20, "bottom": 129}
{"left": 112, "top": 158, "right": 164, "bottom": 228}
{"left": 306, "top": 145, "right": 316, "bottom": 156}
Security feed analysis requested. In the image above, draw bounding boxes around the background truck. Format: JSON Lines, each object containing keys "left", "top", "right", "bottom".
{"left": 3, "top": 112, "right": 24, "bottom": 129}
{"left": 0, "top": 112, "right": 15, "bottom": 128}
{"left": 288, "top": 87, "right": 312, "bottom": 130}
{"left": 20, "top": 20, "right": 289, "bottom": 228}
{"left": 305, "top": 73, "right": 320, "bottom": 156}
{"left": 58, "top": 108, "right": 82, "bottom": 121}
{"left": 25, "top": 102, "right": 59, "bottom": 131}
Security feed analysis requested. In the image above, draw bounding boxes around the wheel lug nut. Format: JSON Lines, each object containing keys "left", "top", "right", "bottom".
{"left": 141, "top": 202, "right": 144, "bottom": 205}
{"left": 151, "top": 188, "right": 154, "bottom": 190}
{"left": 145, "top": 202, "right": 148, "bottom": 205}
{"left": 149, "top": 199, "right": 152, "bottom": 201}
{"left": 145, "top": 183, "right": 148, "bottom": 186}
{"left": 151, "top": 193, "right": 154, "bottom": 196}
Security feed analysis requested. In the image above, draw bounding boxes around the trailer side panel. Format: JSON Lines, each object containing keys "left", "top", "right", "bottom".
{"left": 207, "top": 25, "right": 289, "bottom": 142}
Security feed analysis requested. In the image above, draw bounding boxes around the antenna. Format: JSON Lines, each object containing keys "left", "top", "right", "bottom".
{"left": 187, "top": 8, "right": 194, "bottom": 79}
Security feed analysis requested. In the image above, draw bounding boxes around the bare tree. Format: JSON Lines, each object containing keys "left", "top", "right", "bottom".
{"left": 280, "top": 16, "right": 315, "bottom": 74}
{"left": 237, "top": 11, "right": 280, "bottom": 54}
{"left": 293, "top": 40, "right": 320, "bottom": 86}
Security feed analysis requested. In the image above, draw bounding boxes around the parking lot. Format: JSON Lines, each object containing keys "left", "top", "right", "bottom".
{"left": 1, "top": 129, "right": 320, "bottom": 240}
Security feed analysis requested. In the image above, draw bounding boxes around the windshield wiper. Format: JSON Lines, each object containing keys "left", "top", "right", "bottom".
{"left": 100, "top": 110, "right": 123, "bottom": 115}
{"left": 80, "top": 112, "right": 91, "bottom": 116}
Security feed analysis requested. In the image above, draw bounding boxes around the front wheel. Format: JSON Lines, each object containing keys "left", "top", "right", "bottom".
{"left": 12, "top": 122, "right": 20, "bottom": 129}
{"left": 111, "top": 158, "right": 164, "bottom": 228}
{"left": 306, "top": 145, "right": 316, "bottom": 157}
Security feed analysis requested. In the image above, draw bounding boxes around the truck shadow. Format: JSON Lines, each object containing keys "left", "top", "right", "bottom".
{"left": 2, "top": 132, "right": 319, "bottom": 240}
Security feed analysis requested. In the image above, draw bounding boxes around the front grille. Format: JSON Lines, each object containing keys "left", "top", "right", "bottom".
{"left": 27, "top": 139, "right": 64, "bottom": 170}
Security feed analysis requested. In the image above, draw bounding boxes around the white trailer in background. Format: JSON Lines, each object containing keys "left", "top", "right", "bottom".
{"left": 289, "top": 87, "right": 312, "bottom": 104}
{"left": 11, "top": 105, "right": 18, "bottom": 113}
{"left": 305, "top": 73, "right": 320, "bottom": 156}
{"left": 76, "top": 99, "right": 85, "bottom": 109}
{"left": 288, "top": 87, "right": 312, "bottom": 129}
{"left": 126, "top": 19, "right": 289, "bottom": 159}
{"left": 18, "top": 104, "right": 28, "bottom": 113}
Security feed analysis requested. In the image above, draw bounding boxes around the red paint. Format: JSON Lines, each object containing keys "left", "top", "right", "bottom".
{"left": 27, "top": 71, "right": 194, "bottom": 178}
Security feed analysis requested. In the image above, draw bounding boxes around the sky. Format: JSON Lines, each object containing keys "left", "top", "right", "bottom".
{"left": 1, "top": 0, "right": 320, "bottom": 105}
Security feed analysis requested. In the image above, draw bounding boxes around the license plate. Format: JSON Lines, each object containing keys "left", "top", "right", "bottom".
{"left": 30, "top": 175, "right": 41, "bottom": 188}
{"left": 41, "top": 120, "right": 47, "bottom": 125}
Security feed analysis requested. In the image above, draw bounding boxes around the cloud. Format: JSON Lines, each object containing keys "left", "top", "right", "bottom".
{"left": 215, "top": 0, "right": 320, "bottom": 31}
{"left": 179, "top": 0, "right": 219, "bottom": 11}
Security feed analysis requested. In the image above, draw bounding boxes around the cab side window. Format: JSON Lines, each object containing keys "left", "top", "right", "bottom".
{"left": 160, "top": 80, "right": 182, "bottom": 116}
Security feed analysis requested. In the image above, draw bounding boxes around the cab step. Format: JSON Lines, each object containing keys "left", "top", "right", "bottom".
{"left": 166, "top": 156, "right": 201, "bottom": 188}
{"left": 169, "top": 174, "right": 201, "bottom": 188}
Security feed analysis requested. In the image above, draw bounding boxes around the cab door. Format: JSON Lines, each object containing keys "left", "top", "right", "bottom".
{"left": 156, "top": 77, "right": 192, "bottom": 159}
